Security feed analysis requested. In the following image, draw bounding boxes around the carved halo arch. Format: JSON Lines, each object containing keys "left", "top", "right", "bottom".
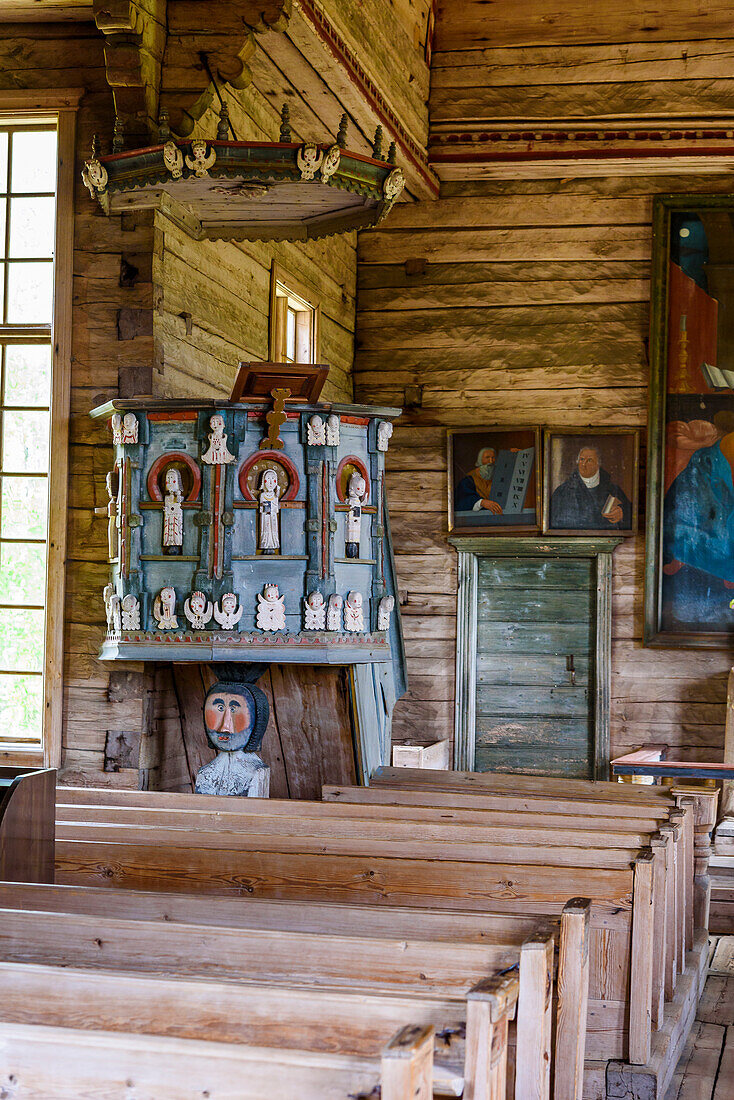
{"left": 239, "top": 449, "right": 300, "bottom": 502}
{"left": 336, "top": 455, "right": 370, "bottom": 504}
{"left": 147, "top": 451, "right": 202, "bottom": 504}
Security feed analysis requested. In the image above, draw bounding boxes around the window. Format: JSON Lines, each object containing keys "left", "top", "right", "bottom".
{"left": 269, "top": 262, "right": 320, "bottom": 363}
{"left": 0, "top": 106, "right": 73, "bottom": 767}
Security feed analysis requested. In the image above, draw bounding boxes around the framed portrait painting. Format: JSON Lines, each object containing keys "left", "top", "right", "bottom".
{"left": 447, "top": 426, "right": 541, "bottom": 535}
{"left": 542, "top": 429, "right": 639, "bottom": 536}
{"left": 645, "top": 193, "right": 734, "bottom": 646}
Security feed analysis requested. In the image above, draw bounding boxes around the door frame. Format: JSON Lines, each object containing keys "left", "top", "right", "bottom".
{"left": 449, "top": 537, "right": 623, "bottom": 780}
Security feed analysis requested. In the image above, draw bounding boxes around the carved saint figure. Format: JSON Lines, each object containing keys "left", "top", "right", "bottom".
{"left": 327, "top": 593, "right": 343, "bottom": 631}
{"left": 345, "top": 471, "right": 367, "bottom": 559}
{"left": 184, "top": 590, "right": 213, "bottom": 629}
{"left": 377, "top": 420, "right": 393, "bottom": 452}
{"left": 194, "top": 676, "right": 270, "bottom": 799}
{"left": 307, "top": 415, "right": 326, "bottom": 446}
{"left": 213, "top": 592, "right": 243, "bottom": 631}
{"left": 257, "top": 583, "right": 286, "bottom": 632}
{"left": 377, "top": 594, "right": 395, "bottom": 632}
{"left": 326, "top": 414, "right": 340, "bottom": 447}
{"left": 111, "top": 413, "right": 123, "bottom": 445}
{"left": 153, "top": 586, "right": 178, "bottom": 630}
{"left": 104, "top": 471, "right": 118, "bottom": 560}
{"left": 103, "top": 583, "right": 121, "bottom": 632}
{"left": 120, "top": 594, "right": 140, "bottom": 630}
{"left": 344, "top": 590, "right": 364, "bottom": 632}
{"left": 121, "top": 412, "right": 139, "bottom": 444}
{"left": 163, "top": 467, "right": 184, "bottom": 551}
{"left": 201, "top": 413, "right": 235, "bottom": 465}
{"left": 303, "top": 591, "right": 326, "bottom": 630}
{"left": 257, "top": 468, "right": 281, "bottom": 554}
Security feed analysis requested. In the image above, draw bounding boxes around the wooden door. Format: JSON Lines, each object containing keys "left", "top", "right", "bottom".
{"left": 474, "top": 556, "right": 595, "bottom": 778}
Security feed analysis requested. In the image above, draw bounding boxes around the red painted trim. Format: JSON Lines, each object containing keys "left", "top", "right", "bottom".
{"left": 297, "top": 0, "right": 438, "bottom": 198}
{"left": 120, "top": 457, "right": 129, "bottom": 580}
{"left": 147, "top": 411, "right": 198, "bottom": 422}
{"left": 340, "top": 415, "right": 370, "bottom": 425}
{"left": 212, "top": 463, "right": 223, "bottom": 579}
{"left": 321, "top": 462, "right": 328, "bottom": 580}
{"left": 146, "top": 451, "right": 202, "bottom": 503}
{"left": 336, "top": 455, "right": 370, "bottom": 504}
{"left": 246, "top": 410, "right": 300, "bottom": 420}
{"left": 238, "top": 450, "right": 301, "bottom": 501}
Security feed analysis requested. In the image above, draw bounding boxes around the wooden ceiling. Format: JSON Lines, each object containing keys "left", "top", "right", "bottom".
{"left": 0, "top": 0, "right": 290, "bottom": 24}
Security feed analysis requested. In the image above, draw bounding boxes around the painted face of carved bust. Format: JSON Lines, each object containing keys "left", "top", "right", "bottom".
{"left": 123, "top": 412, "right": 136, "bottom": 432}
{"left": 165, "top": 467, "right": 182, "bottom": 493}
{"left": 349, "top": 472, "right": 366, "bottom": 500}
{"left": 111, "top": 413, "right": 122, "bottom": 433}
{"left": 348, "top": 591, "right": 363, "bottom": 609}
{"left": 309, "top": 592, "right": 324, "bottom": 609}
{"left": 260, "top": 468, "right": 278, "bottom": 493}
{"left": 263, "top": 584, "right": 279, "bottom": 602}
{"left": 210, "top": 414, "right": 224, "bottom": 433}
{"left": 161, "top": 586, "right": 175, "bottom": 613}
{"left": 221, "top": 592, "right": 237, "bottom": 614}
{"left": 204, "top": 689, "right": 254, "bottom": 752}
{"left": 190, "top": 591, "right": 206, "bottom": 615}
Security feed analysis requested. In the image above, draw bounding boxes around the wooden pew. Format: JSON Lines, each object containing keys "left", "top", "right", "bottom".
{"left": 0, "top": 1019, "right": 437, "bottom": 1100}
{"left": 0, "top": 879, "right": 546, "bottom": 1099}
{"left": 321, "top": 783, "right": 699, "bottom": 1073}
{"left": 52, "top": 792, "right": 643, "bottom": 1077}
{"left": 0, "top": 767, "right": 55, "bottom": 883}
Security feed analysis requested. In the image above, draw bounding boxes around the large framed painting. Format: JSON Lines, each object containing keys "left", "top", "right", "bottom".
{"left": 542, "top": 428, "right": 639, "bottom": 536}
{"left": 448, "top": 426, "right": 541, "bottom": 535}
{"left": 645, "top": 194, "right": 734, "bottom": 645}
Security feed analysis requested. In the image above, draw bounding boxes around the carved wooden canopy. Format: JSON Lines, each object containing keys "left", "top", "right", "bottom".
{"left": 88, "top": 0, "right": 292, "bottom": 141}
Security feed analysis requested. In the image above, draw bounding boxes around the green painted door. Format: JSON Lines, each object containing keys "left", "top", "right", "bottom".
{"left": 474, "top": 556, "right": 595, "bottom": 779}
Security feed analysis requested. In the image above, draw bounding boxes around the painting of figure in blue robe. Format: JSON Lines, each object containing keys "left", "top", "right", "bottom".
{"left": 661, "top": 395, "right": 734, "bottom": 632}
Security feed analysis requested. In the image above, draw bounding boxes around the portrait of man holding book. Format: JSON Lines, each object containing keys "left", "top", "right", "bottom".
{"left": 543, "top": 430, "right": 638, "bottom": 536}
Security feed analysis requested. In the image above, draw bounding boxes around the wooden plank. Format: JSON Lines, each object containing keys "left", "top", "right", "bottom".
{"left": 515, "top": 933, "right": 553, "bottom": 1100}
{"left": 464, "top": 973, "right": 518, "bottom": 1100}
{"left": 650, "top": 834, "right": 669, "bottom": 1031}
{"left": 381, "top": 1024, "right": 434, "bottom": 1100}
{"left": 665, "top": 1020, "right": 726, "bottom": 1100}
{"left": 0, "top": 769, "right": 55, "bottom": 885}
{"left": 628, "top": 852, "right": 654, "bottom": 1065}
{"left": 55, "top": 822, "right": 642, "bottom": 868}
{"left": 554, "top": 899, "right": 591, "bottom": 1100}
{"left": 698, "top": 975, "right": 734, "bottom": 1027}
{"left": 0, "top": 1021, "right": 385, "bottom": 1100}
{"left": 54, "top": 841, "right": 636, "bottom": 910}
{"left": 0, "top": 881, "right": 559, "bottom": 945}
{"left": 0, "top": 907, "right": 524, "bottom": 994}
{"left": 713, "top": 1025, "right": 734, "bottom": 1100}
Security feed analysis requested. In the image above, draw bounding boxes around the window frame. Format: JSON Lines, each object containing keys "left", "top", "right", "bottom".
{"left": 268, "top": 261, "right": 321, "bottom": 364}
{"left": 0, "top": 91, "right": 80, "bottom": 768}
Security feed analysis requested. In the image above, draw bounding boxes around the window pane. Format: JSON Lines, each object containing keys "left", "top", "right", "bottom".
{"left": 4, "top": 345, "right": 51, "bottom": 407}
{"left": 0, "top": 133, "right": 9, "bottom": 192}
{"left": 1, "top": 477, "right": 48, "bottom": 539}
{"left": 6, "top": 261, "right": 53, "bottom": 324}
{"left": 2, "top": 410, "right": 50, "bottom": 473}
{"left": 0, "top": 542, "right": 46, "bottom": 604}
{"left": 286, "top": 308, "right": 296, "bottom": 361}
{"left": 0, "top": 205, "right": 7, "bottom": 260}
{"left": 0, "top": 607, "right": 44, "bottom": 671}
{"left": 9, "top": 196, "right": 55, "bottom": 258}
{"left": 0, "top": 673, "right": 43, "bottom": 743}
{"left": 10, "top": 130, "right": 57, "bottom": 194}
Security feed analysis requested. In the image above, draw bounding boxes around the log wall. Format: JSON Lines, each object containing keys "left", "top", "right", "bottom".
{"left": 356, "top": 2, "right": 734, "bottom": 762}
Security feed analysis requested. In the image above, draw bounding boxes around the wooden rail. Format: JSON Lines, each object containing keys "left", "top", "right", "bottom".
{"left": 611, "top": 749, "right": 734, "bottom": 781}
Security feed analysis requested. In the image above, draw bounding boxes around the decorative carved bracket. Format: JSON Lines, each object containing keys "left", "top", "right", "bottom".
{"left": 94, "top": 0, "right": 292, "bottom": 141}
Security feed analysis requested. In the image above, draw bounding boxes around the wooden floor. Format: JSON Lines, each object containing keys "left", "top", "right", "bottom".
{"left": 665, "top": 938, "right": 734, "bottom": 1099}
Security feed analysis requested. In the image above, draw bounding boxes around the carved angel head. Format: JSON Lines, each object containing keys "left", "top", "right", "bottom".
{"left": 210, "top": 414, "right": 225, "bottom": 434}
{"left": 347, "top": 471, "right": 367, "bottom": 501}
{"left": 346, "top": 590, "right": 363, "bottom": 609}
{"left": 307, "top": 591, "right": 324, "bottom": 609}
{"left": 189, "top": 591, "right": 207, "bottom": 615}
{"left": 160, "top": 586, "right": 176, "bottom": 614}
{"left": 263, "top": 583, "right": 280, "bottom": 603}
{"left": 221, "top": 592, "right": 237, "bottom": 613}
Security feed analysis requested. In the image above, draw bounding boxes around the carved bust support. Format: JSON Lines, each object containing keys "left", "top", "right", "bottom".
{"left": 194, "top": 677, "right": 270, "bottom": 798}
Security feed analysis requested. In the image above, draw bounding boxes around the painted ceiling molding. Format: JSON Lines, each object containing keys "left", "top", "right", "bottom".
{"left": 93, "top": 0, "right": 292, "bottom": 140}
{"left": 429, "top": 116, "right": 734, "bottom": 179}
